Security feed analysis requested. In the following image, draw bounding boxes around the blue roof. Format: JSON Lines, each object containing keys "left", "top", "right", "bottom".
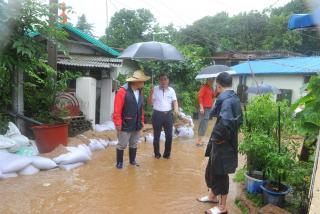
{"left": 231, "top": 57, "right": 320, "bottom": 75}
{"left": 288, "top": 9, "right": 320, "bottom": 30}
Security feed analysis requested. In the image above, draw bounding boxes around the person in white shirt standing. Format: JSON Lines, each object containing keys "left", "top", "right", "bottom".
{"left": 148, "top": 73, "right": 179, "bottom": 159}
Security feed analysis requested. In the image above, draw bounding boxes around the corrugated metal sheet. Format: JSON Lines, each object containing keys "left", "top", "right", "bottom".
{"left": 57, "top": 55, "right": 122, "bottom": 68}
{"left": 231, "top": 56, "right": 320, "bottom": 75}
{"left": 63, "top": 24, "right": 120, "bottom": 57}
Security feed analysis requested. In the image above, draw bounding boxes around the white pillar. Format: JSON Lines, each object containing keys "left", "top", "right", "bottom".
{"left": 100, "top": 70, "right": 118, "bottom": 123}
{"left": 76, "top": 77, "right": 96, "bottom": 127}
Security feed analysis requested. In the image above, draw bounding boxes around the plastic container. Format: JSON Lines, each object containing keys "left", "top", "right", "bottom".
{"left": 32, "top": 124, "right": 68, "bottom": 153}
{"left": 245, "top": 171, "right": 265, "bottom": 194}
{"left": 260, "top": 180, "right": 291, "bottom": 208}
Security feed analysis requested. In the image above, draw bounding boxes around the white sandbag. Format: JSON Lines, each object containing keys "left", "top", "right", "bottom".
{"left": 0, "top": 152, "right": 32, "bottom": 173}
{"left": 177, "top": 126, "right": 194, "bottom": 138}
{"left": 9, "top": 134, "right": 29, "bottom": 147}
{"left": 160, "top": 131, "right": 166, "bottom": 142}
{"left": 89, "top": 139, "right": 105, "bottom": 151}
{"left": 98, "top": 139, "right": 109, "bottom": 148}
{"left": 0, "top": 135, "right": 16, "bottom": 149}
{"left": 78, "top": 144, "right": 92, "bottom": 156}
{"left": 18, "top": 164, "right": 40, "bottom": 175}
{"left": 59, "top": 162, "right": 84, "bottom": 171}
{"left": 145, "top": 133, "right": 154, "bottom": 144}
{"left": 5, "top": 122, "right": 21, "bottom": 137}
{"left": 0, "top": 172, "right": 18, "bottom": 180}
{"left": 108, "top": 140, "right": 118, "bottom": 146}
{"left": 31, "top": 156, "right": 57, "bottom": 170}
{"left": 95, "top": 121, "right": 115, "bottom": 132}
{"left": 66, "top": 145, "right": 92, "bottom": 157}
{"left": 53, "top": 149, "right": 91, "bottom": 165}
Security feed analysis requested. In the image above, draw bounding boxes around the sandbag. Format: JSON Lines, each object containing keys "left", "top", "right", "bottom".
{"left": 59, "top": 162, "right": 84, "bottom": 171}
{"left": 95, "top": 121, "right": 115, "bottom": 132}
{"left": 89, "top": 139, "right": 105, "bottom": 151}
{"left": 18, "top": 164, "right": 40, "bottom": 175}
{"left": 31, "top": 156, "right": 57, "bottom": 170}
{"left": 0, "top": 135, "right": 16, "bottom": 149}
{"left": 9, "top": 134, "right": 29, "bottom": 147}
{"left": 66, "top": 145, "right": 92, "bottom": 157}
{"left": 177, "top": 126, "right": 194, "bottom": 138}
{"left": 108, "top": 140, "right": 118, "bottom": 146}
{"left": 145, "top": 133, "right": 154, "bottom": 144}
{"left": 0, "top": 152, "right": 32, "bottom": 173}
{"left": 53, "top": 149, "right": 91, "bottom": 165}
{"left": 78, "top": 144, "right": 92, "bottom": 156}
{"left": 98, "top": 139, "right": 109, "bottom": 148}
{"left": 0, "top": 172, "right": 18, "bottom": 180}
{"left": 4, "top": 122, "right": 21, "bottom": 137}
{"left": 160, "top": 131, "right": 166, "bottom": 142}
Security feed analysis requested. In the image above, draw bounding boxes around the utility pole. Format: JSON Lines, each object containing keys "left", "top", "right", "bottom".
{"left": 47, "top": 0, "right": 58, "bottom": 72}
{"left": 106, "top": 0, "right": 109, "bottom": 28}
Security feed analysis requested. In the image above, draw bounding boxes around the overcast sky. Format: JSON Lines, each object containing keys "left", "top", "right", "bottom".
{"left": 59, "top": 0, "right": 292, "bottom": 37}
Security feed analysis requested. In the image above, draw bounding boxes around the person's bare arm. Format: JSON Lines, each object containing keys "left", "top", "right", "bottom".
{"left": 173, "top": 100, "right": 179, "bottom": 114}
{"left": 147, "top": 87, "right": 154, "bottom": 105}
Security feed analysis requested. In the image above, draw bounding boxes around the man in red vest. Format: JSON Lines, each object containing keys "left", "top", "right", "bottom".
{"left": 113, "top": 70, "right": 150, "bottom": 169}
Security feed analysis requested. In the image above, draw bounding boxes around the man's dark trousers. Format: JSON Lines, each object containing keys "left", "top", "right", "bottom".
{"left": 152, "top": 110, "right": 173, "bottom": 158}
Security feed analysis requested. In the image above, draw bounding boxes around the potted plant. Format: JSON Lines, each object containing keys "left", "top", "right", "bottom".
{"left": 261, "top": 145, "right": 295, "bottom": 207}
{"left": 25, "top": 64, "right": 80, "bottom": 153}
{"left": 239, "top": 131, "right": 275, "bottom": 193}
{"left": 239, "top": 94, "right": 278, "bottom": 194}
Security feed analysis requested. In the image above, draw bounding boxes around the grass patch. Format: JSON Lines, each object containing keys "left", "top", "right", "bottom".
{"left": 235, "top": 198, "right": 249, "bottom": 214}
{"left": 233, "top": 167, "right": 246, "bottom": 183}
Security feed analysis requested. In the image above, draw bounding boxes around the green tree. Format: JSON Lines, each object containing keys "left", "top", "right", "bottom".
{"left": 178, "top": 12, "right": 230, "bottom": 53}
{"left": 104, "top": 8, "right": 155, "bottom": 48}
{"left": 0, "top": 0, "right": 68, "bottom": 121}
{"left": 229, "top": 11, "right": 268, "bottom": 51}
{"left": 76, "top": 14, "right": 94, "bottom": 35}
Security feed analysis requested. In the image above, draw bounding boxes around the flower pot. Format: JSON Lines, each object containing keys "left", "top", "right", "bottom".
{"left": 32, "top": 123, "right": 68, "bottom": 153}
{"left": 245, "top": 171, "right": 265, "bottom": 194}
{"left": 260, "top": 180, "right": 291, "bottom": 208}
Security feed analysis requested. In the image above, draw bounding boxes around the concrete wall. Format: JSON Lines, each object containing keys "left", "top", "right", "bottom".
{"left": 232, "top": 74, "right": 305, "bottom": 103}
{"left": 99, "top": 70, "right": 117, "bottom": 123}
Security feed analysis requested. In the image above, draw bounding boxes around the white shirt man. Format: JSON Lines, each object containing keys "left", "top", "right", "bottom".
{"left": 148, "top": 74, "right": 178, "bottom": 159}
{"left": 152, "top": 86, "right": 177, "bottom": 112}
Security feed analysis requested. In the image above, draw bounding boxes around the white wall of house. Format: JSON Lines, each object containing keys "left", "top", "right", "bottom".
{"left": 232, "top": 74, "right": 305, "bottom": 103}
{"left": 99, "top": 70, "right": 117, "bottom": 123}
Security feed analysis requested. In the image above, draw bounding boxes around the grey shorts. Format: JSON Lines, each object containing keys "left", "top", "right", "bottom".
{"left": 117, "top": 131, "right": 140, "bottom": 150}
{"left": 198, "top": 108, "right": 211, "bottom": 136}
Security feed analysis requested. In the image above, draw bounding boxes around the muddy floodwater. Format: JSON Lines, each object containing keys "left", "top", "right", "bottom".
{"left": 0, "top": 122, "right": 243, "bottom": 214}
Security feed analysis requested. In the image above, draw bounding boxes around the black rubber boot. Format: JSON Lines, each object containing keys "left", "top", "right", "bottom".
{"left": 129, "top": 148, "right": 139, "bottom": 166}
{"left": 116, "top": 149, "right": 124, "bottom": 169}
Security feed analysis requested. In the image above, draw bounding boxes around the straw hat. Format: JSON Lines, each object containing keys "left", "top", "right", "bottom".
{"left": 126, "top": 70, "right": 151, "bottom": 82}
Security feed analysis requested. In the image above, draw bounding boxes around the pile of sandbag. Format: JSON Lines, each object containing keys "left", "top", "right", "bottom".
{"left": 95, "top": 121, "right": 115, "bottom": 132}
{"left": 0, "top": 150, "right": 57, "bottom": 179}
{"left": 0, "top": 122, "right": 38, "bottom": 155}
{"left": 174, "top": 109, "right": 195, "bottom": 138}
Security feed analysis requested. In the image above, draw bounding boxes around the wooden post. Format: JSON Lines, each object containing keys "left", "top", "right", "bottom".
{"left": 47, "top": 0, "right": 58, "bottom": 71}
{"left": 12, "top": 68, "right": 25, "bottom": 133}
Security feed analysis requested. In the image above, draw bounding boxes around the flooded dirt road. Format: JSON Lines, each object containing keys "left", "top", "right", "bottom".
{"left": 0, "top": 121, "right": 243, "bottom": 214}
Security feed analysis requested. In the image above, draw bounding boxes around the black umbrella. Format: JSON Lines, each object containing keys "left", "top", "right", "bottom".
{"left": 118, "top": 41, "right": 184, "bottom": 61}
{"left": 246, "top": 84, "right": 281, "bottom": 94}
{"left": 195, "top": 65, "right": 235, "bottom": 79}
{"left": 118, "top": 41, "right": 184, "bottom": 84}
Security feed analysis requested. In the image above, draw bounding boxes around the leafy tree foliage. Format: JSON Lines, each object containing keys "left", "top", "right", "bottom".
{"left": 76, "top": 14, "right": 94, "bottom": 35}
{"left": 104, "top": 8, "right": 155, "bottom": 48}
